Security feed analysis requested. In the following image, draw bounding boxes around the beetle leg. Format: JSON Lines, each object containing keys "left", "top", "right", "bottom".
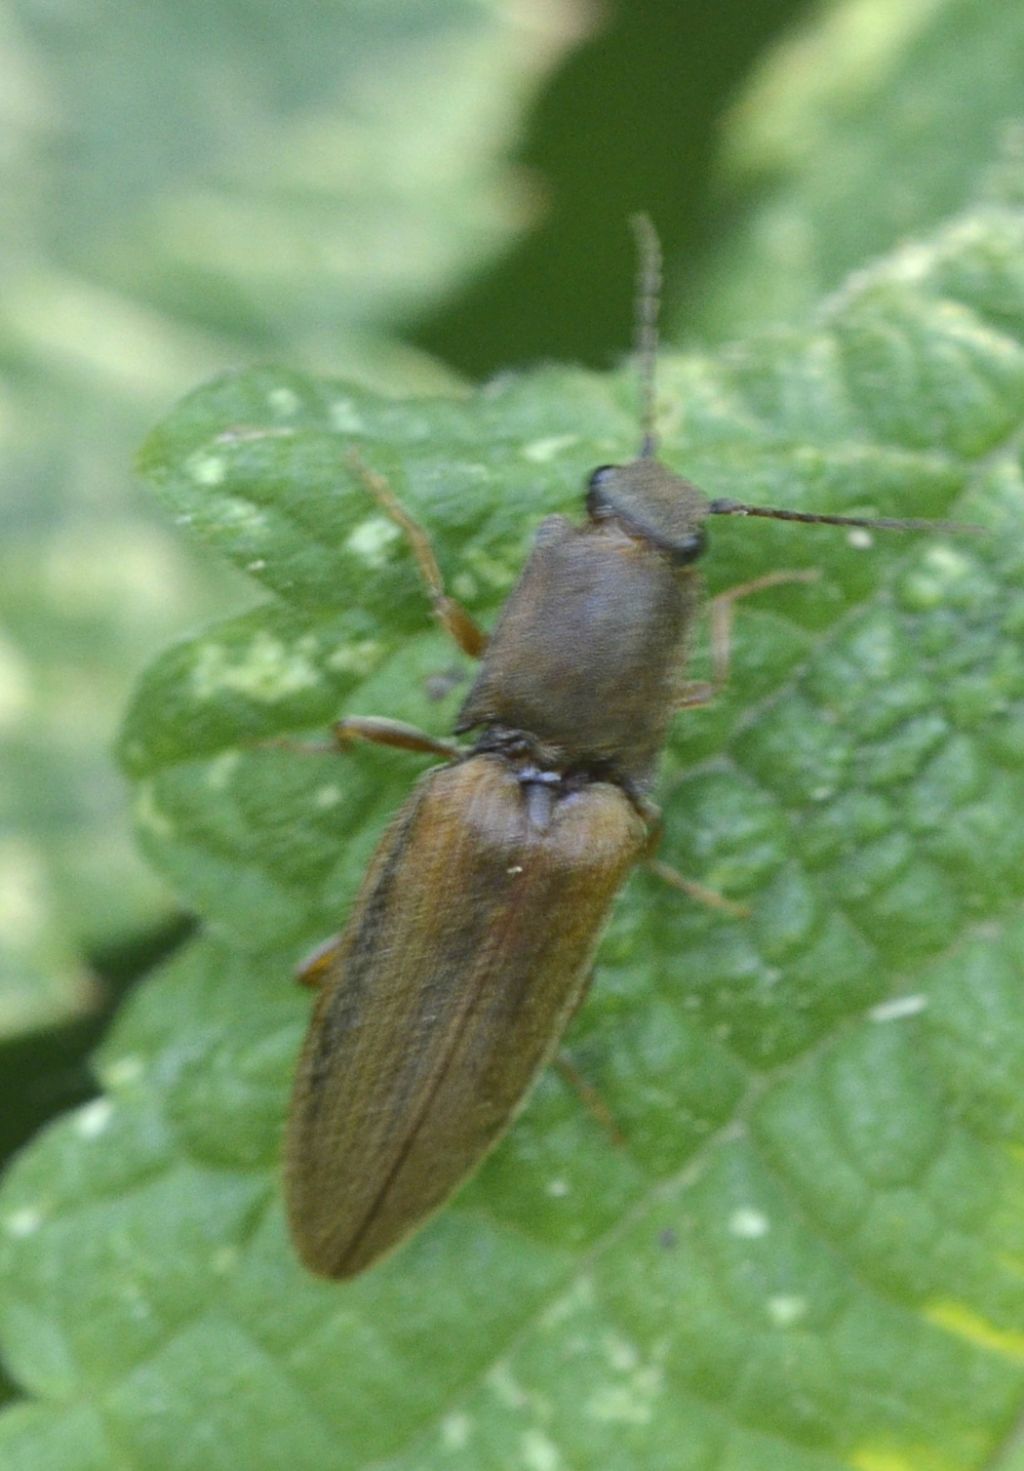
{"left": 296, "top": 934, "right": 345, "bottom": 989}
{"left": 346, "top": 450, "right": 487, "bottom": 658}
{"left": 549, "top": 968, "right": 626, "bottom": 1147}
{"left": 707, "top": 568, "right": 820, "bottom": 692}
{"left": 674, "top": 680, "right": 715, "bottom": 709}
{"left": 645, "top": 858, "right": 750, "bottom": 917}
{"left": 261, "top": 714, "right": 461, "bottom": 764}
{"left": 332, "top": 715, "right": 464, "bottom": 760}
{"left": 262, "top": 716, "right": 463, "bottom": 763}
{"left": 640, "top": 806, "right": 750, "bottom": 917}
{"left": 554, "top": 1054, "right": 626, "bottom": 1148}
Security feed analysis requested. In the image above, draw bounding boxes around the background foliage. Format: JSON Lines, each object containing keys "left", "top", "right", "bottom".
{"left": 2, "top": 0, "right": 1024, "bottom": 1467}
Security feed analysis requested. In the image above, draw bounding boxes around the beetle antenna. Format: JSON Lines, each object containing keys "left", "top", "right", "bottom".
{"left": 630, "top": 213, "right": 662, "bottom": 460}
{"left": 707, "top": 498, "right": 982, "bottom": 535}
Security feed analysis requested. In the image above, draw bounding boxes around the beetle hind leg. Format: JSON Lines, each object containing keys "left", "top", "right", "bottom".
{"left": 645, "top": 858, "right": 749, "bottom": 918}
{"left": 554, "top": 1054, "right": 626, "bottom": 1148}
{"left": 639, "top": 804, "right": 749, "bottom": 918}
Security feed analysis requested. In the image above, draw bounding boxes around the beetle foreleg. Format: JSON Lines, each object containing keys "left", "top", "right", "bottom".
{"left": 346, "top": 451, "right": 488, "bottom": 658}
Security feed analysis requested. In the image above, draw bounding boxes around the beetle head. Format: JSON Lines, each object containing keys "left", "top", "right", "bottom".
{"left": 585, "top": 459, "right": 708, "bottom": 565}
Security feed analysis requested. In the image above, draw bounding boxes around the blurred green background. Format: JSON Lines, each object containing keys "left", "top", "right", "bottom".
{"left": 0, "top": 0, "right": 811, "bottom": 1163}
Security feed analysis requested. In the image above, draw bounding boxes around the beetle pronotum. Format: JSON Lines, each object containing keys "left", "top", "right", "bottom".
{"left": 284, "top": 218, "right": 972, "bottom": 1279}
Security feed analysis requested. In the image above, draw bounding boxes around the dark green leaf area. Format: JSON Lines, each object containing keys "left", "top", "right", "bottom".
{"left": 401, "top": 1132, "right": 1023, "bottom": 1471}
{"left": 572, "top": 972, "right": 749, "bottom": 1180}
{"left": 733, "top": 462, "right": 1024, "bottom": 977}
{"left": 92, "top": 937, "right": 301, "bottom": 1174}
{"left": 926, "top": 916, "right": 1024, "bottom": 1145}
{"left": 0, "top": 1097, "right": 268, "bottom": 1399}
{"left": 754, "top": 997, "right": 1024, "bottom": 1379}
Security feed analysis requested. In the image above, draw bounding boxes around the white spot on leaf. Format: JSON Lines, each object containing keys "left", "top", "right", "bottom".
{"left": 330, "top": 399, "right": 365, "bottom": 433}
{"left": 268, "top": 386, "right": 300, "bottom": 416}
{"left": 487, "top": 1363, "right": 527, "bottom": 1409}
{"left": 767, "top": 1294, "right": 807, "bottom": 1327}
{"left": 216, "top": 496, "right": 271, "bottom": 538}
{"left": 206, "top": 752, "right": 242, "bottom": 789}
{"left": 539, "top": 1276, "right": 595, "bottom": 1330}
{"left": 187, "top": 452, "right": 226, "bottom": 486}
{"left": 900, "top": 542, "right": 974, "bottom": 609}
{"left": 523, "top": 433, "right": 579, "bottom": 463}
{"left": 212, "top": 1246, "right": 240, "bottom": 1274}
{"left": 602, "top": 1333, "right": 639, "bottom": 1372}
{"left": 440, "top": 1412, "right": 472, "bottom": 1451}
{"left": 326, "top": 639, "right": 383, "bottom": 675}
{"left": 924, "top": 544, "right": 971, "bottom": 577}
{"left": 729, "top": 1207, "right": 769, "bottom": 1239}
{"left": 105, "top": 1055, "right": 144, "bottom": 1087}
{"left": 345, "top": 516, "right": 401, "bottom": 567}
{"left": 452, "top": 571, "right": 479, "bottom": 601}
{"left": 521, "top": 1429, "right": 563, "bottom": 1471}
{"left": 191, "top": 631, "right": 319, "bottom": 703}
{"left": 870, "top": 994, "right": 928, "bottom": 1022}
{"left": 5, "top": 1208, "right": 42, "bottom": 1237}
{"left": 587, "top": 1365, "right": 663, "bottom": 1423}
{"left": 76, "top": 1098, "right": 113, "bottom": 1138}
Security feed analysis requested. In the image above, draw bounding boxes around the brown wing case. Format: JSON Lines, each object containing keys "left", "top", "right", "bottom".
{"left": 285, "top": 753, "right": 646, "bottom": 1278}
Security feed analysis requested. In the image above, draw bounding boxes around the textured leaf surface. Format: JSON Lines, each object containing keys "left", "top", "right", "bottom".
{"left": 692, "top": 0, "right": 1024, "bottom": 342}
{"left": 4, "top": 208, "right": 1024, "bottom": 1468}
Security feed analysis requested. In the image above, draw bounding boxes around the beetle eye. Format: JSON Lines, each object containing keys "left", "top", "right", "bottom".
{"left": 585, "top": 464, "right": 617, "bottom": 516}
{"left": 587, "top": 464, "right": 616, "bottom": 490}
{"left": 671, "top": 529, "right": 706, "bottom": 565}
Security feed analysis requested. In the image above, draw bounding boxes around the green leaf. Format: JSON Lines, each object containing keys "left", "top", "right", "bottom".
{"left": 691, "top": 0, "right": 1024, "bottom": 341}
{"left": 5, "top": 206, "right": 1024, "bottom": 1467}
